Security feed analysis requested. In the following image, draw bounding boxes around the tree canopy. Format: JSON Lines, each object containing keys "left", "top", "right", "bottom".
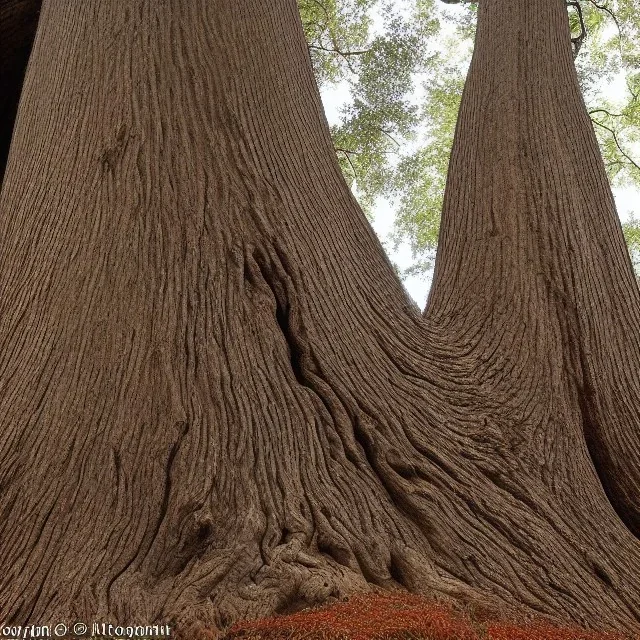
{"left": 299, "top": 0, "right": 640, "bottom": 282}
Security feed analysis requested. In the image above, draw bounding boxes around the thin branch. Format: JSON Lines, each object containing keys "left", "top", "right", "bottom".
{"left": 585, "top": 0, "right": 623, "bottom": 55}
{"left": 591, "top": 118, "right": 640, "bottom": 173}
{"left": 302, "top": 0, "right": 370, "bottom": 74}
{"left": 335, "top": 148, "right": 359, "bottom": 180}
{"left": 307, "top": 39, "right": 364, "bottom": 74}
{"left": 377, "top": 127, "right": 401, "bottom": 148}
{"left": 304, "top": 19, "right": 328, "bottom": 35}
{"left": 308, "top": 44, "right": 371, "bottom": 57}
{"left": 306, "top": 0, "right": 332, "bottom": 22}
{"left": 334, "top": 147, "right": 359, "bottom": 155}
{"left": 566, "top": 1, "right": 587, "bottom": 58}
{"left": 588, "top": 108, "right": 625, "bottom": 119}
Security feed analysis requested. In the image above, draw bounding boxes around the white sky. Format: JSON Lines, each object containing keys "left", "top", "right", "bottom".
{"left": 318, "top": 5, "right": 640, "bottom": 308}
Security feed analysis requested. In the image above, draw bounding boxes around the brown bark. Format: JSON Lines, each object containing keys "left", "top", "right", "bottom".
{"left": 0, "top": 0, "right": 639, "bottom": 635}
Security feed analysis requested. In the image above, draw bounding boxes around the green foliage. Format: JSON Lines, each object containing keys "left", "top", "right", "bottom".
{"left": 622, "top": 216, "right": 640, "bottom": 277}
{"left": 390, "top": 70, "right": 465, "bottom": 268}
{"left": 299, "top": 0, "right": 640, "bottom": 280}
{"left": 299, "top": 0, "right": 439, "bottom": 215}
{"left": 299, "top": 0, "right": 374, "bottom": 86}
{"left": 574, "top": 1, "right": 640, "bottom": 188}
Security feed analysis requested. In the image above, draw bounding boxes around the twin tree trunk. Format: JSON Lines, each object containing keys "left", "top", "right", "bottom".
{"left": 0, "top": 0, "right": 639, "bottom": 634}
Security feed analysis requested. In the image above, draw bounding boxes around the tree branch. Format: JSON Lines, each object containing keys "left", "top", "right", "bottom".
{"left": 588, "top": 108, "right": 625, "bottom": 119}
{"left": 591, "top": 118, "right": 640, "bottom": 174}
{"left": 566, "top": 1, "right": 587, "bottom": 58}
{"left": 308, "top": 43, "right": 371, "bottom": 57}
{"left": 335, "top": 147, "right": 359, "bottom": 181}
{"left": 585, "top": 0, "right": 623, "bottom": 47}
{"left": 306, "top": 0, "right": 332, "bottom": 22}
{"left": 378, "top": 127, "right": 401, "bottom": 148}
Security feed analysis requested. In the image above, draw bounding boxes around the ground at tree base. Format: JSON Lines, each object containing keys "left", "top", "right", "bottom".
{"left": 172, "top": 592, "right": 639, "bottom": 640}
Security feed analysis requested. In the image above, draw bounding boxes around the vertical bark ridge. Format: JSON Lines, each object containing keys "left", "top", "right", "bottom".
{"left": 0, "top": 0, "right": 640, "bottom": 634}
{"left": 0, "top": 0, "right": 450, "bottom": 626}
{"left": 426, "top": 0, "right": 640, "bottom": 538}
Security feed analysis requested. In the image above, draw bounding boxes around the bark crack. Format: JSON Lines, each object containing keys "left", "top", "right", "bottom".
{"left": 140, "top": 420, "right": 191, "bottom": 575}
{"left": 577, "top": 343, "right": 640, "bottom": 539}
{"left": 243, "top": 243, "right": 369, "bottom": 468}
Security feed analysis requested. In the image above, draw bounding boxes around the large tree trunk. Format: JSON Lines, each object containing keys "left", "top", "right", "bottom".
{"left": 0, "top": 0, "right": 639, "bottom": 634}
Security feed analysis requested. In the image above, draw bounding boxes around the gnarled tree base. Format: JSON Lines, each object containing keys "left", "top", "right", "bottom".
{"left": 0, "top": 0, "right": 639, "bottom": 634}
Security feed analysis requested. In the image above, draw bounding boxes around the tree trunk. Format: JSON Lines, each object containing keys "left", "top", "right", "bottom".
{"left": 0, "top": 0, "right": 639, "bottom": 634}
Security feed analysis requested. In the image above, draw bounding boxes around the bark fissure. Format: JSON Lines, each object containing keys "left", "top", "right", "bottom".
{"left": 249, "top": 246, "right": 309, "bottom": 387}
{"left": 244, "top": 242, "right": 378, "bottom": 472}
{"left": 146, "top": 420, "right": 192, "bottom": 570}
{"left": 1, "top": 0, "right": 640, "bottom": 634}
{"left": 577, "top": 342, "right": 640, "bottom": 539}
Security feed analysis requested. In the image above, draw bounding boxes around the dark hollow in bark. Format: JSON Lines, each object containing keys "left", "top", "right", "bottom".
{"left": 0, "top": 0, "right": 639, "bottom": 636}
{"left": 0, "top": 0, "right": 42, "bottom": 184}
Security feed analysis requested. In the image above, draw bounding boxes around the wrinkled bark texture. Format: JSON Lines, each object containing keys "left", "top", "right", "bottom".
{"left": 0, "top": 0, "right": 639, "bottom": 635}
